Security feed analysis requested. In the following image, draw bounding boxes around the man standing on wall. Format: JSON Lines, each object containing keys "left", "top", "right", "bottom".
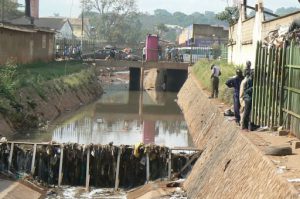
{"left": 226, "top": 69, "right": 244, "bottom": 125}
{"left": 209, "top": 64, "right": 221, "bottom": 99}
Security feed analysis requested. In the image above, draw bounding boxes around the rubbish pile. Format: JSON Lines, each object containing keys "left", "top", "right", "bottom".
{"left": 0, "top": 142, "right": 199, "bottom": 189}
{"left": 264, "top": 19, "right": 300, "bottom": 48}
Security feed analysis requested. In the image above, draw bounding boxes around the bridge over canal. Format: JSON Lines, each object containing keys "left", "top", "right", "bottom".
{"left": 91, "top": 59, "right": 191, "bottom": 91}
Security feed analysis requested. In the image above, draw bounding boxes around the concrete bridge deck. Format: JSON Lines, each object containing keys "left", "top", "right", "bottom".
{"left": 93, "top": 59, "right": 190, "bottom": 70}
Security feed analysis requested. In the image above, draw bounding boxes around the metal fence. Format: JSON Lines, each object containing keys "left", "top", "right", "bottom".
{"left": 283, "top": 41, "right": 300, "bottom": 137}
{"left": 252, "top": 41, "right": 300, "bottom": 137}
{"left": 55, "top": 39, "right": 102, "bottom": 56}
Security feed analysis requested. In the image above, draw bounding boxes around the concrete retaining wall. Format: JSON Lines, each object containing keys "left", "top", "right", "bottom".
{"left": 177, "top": 74, "right": 299, "bottom": 198}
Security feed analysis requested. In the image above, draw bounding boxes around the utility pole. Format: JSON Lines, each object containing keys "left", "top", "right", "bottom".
{"left": 1, "top": 0, "right": 4, "bottom": 22}
{"left": 81, "top": 0, "right": 85, "bottom": 53}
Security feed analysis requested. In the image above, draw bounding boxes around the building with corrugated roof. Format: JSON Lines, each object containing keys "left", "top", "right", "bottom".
{"left": 10, "top": 17, "right": 73, "bottom": 39}
{"left": 0, "top": 22, "right": 55, "bottom": 65}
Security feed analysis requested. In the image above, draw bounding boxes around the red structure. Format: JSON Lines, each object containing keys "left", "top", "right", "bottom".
{"left": 143, "top": 120, "right": 156, "bottom": 144}
{"left": 25, "top": 0, "right": 39, "bottom": 18}
{"left": 31, "top": 0, "right": 39, "bottom": 18}
{"left": 145, "top": 34, "right": 158, "bottom": 61}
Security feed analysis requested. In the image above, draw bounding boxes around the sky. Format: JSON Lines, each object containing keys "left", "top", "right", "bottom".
{"left": 18, "top": 0, "right": 300, "bottom": 18}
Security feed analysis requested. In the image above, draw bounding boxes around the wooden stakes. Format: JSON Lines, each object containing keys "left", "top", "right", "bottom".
{"left": 31, "top": 144, "right": 37, "bottom": 174}
{"left": 168, "top": 149, "right": 172, "bottom": 180}
{"left": 114, "top": 148, "right": 121, "bottom": 191}
{"left": 85, "top": 147, "right": 90, "bottom": 191}
{"left": 8, "top": 143, "right": 14, "bottom": 171}
{"left": 146, "top": 152, "right": 150, "bottom": 183}
{"left": 58, "top": 145, "right": 64, "bottom": 187}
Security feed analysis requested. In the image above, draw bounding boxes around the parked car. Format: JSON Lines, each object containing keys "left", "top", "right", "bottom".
{"left": 124, "top": 54, "right": 142, "bottom": 61}
{"left": 82, "top": 49, "right": 111, "bottom": 59}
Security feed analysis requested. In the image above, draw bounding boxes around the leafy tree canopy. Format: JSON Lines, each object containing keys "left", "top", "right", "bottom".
{"left": 216, "top": 6, "right": 239, "bottom": 25}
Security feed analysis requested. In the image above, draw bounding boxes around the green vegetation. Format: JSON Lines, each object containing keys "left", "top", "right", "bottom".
{"left": 16, "top": 61, "right": 85, "bottom": 88}
{"left": 216, "top": 7, "right": 239, "bottom": 25}
{"left": 193, "top": 60, "right": 238, "bottom": 104}
{"left": 84, "top": 5, "right": 228, "bottom": 43}
{"left": 0, "top": 60, "right": 92, "bottom": 131}
{"left": 0, "top": 0, "right": 23, "bottom": 20}
{"left": 275, "top": 7, "right": 300, "bottom": 16}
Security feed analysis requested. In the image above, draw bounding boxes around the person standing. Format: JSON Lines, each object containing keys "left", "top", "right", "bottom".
{"left": 242, "top": 69, "right": 254, "bottom": 130}
{"left": 142, "top": 46, "right": 146, "bottom": 61}
{"left": 210, "top": 64, "right": 221, "bottom": 98}
{"left": 240, "top": 61, "right": 251, "bottom": 121}
{"left": 226, "top": 69, "right": 244, "bottom": 125}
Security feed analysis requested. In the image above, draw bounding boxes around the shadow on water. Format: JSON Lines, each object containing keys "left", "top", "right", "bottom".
{"left": 12, "top": 82, "right": 194, "bottom": 148}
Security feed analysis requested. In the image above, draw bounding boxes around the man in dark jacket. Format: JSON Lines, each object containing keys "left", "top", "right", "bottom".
{"left": 242, "top": 69, "right": 254, "bottom": 130}
{"left": 226, "top": 69, "right": 244, "bottom": 125}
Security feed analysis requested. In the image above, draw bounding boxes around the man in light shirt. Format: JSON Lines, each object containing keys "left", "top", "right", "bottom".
{"left": 210, "top": 64, "right": 221, "bottom": 98}
{"left": 240, "top": 61, "right": 251, "bottom": 112}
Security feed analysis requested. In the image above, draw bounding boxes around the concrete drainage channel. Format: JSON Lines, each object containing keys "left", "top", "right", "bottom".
{"left": 0, "top": 141, "right": 200, "bottom": 198}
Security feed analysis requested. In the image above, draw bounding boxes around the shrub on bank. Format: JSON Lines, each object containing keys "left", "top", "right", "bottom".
{"left": 192, "top": 59, "right": 239, "bottom": 104}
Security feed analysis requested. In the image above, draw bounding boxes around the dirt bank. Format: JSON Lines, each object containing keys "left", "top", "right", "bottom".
{"left": 177, "top": 74, "right": 299, "bottom": 198}
{"left": 0, "top": 68, "right": 103, "bottom": 137}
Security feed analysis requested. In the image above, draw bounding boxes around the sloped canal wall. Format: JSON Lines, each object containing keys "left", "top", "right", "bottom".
{"left": 177, "top": 74, "right": 299, "bottom": 198}
{"left": 0, "top": 68, "right": 103, "bottom": 136}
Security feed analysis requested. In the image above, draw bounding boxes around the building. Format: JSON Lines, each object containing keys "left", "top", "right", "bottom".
{"left": 178, "top": 24, "right": 228, "bottom": 47}
{"left": 69, "top": 18, "right": 91, "bottom": 39}
{"left": 228, "top": 0, "right": 300, "bottom": 65}
{"left": 10, "top": 17, "right": 73, "bottom": 39}
{"left": 0, "top": 23, "right": 55, "bottom": 65}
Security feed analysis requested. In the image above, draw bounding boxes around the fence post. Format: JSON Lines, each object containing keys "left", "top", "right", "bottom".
{"left": 85, "top": 147, "right": 90, "bottom": 191}
{"left": 8, "top": 143, "right": 14, "bottom": 171}
{"left": 271, "top": 48, "right": 279, "bottom": 127}
{"left": 168, "top": 149, "right": 172, "bottom": 180}
{"left": 266, "top": 48, "right": 274, "bottom": 127}
{"left": 146, "top": 152, "right": 150, "bottom": 183}
{"left": 58, "top": 145, "right": 64, "bottom": 187}
{"left": 114, "top": 148, "right": 121, "bottom": 191}
{"left": 31, "top": 144, "right": 37, "bottom": 174}
{"left": 279, "top": 44, "right": 287, "bottom": 125}
{"left": 252, "top": 41, "right": 261, "bottom": 124}
{"left": 287, "top": 41, "right": 295, "bottom": 129}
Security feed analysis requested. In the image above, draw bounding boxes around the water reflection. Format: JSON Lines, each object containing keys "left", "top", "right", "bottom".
{"left": 52, "top": 117, "right": 189, "bottom": 147}
{"left": 51, "top": 87, "right": 191, "bottom": 147}
{"left": 12, "top": 83, "right": 192, "bottom": 148}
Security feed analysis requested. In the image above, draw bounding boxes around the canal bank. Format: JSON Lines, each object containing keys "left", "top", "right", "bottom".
{"left": 177, "top": 73, "right": 300, "bottom": 198}
{"left": 0, "top": 66, "right": 103, "bottom": 137}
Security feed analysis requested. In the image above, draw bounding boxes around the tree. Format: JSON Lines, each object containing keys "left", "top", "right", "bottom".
{"left": 0, "top": 0, "right": 23, "bottom": 21}
{"left": 216, "top": 6, "right": 239, "bottom": 25}
{"left": 154, "top": 9, "right": 172, "bottom": 18}
{"left": 156, "top": 23, "right": 169, "bottom": 36}
{"left": 275, "top": 7, "right": 300, "bottom": 16}
{"left": 83, "top": 0, "right": 140, "bottom": 44}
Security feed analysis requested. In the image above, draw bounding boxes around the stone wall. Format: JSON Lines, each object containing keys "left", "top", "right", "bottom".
{"left": 177, "top": 74, "right": 299, "bottom": 198}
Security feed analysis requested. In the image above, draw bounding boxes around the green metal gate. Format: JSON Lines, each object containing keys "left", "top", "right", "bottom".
{"left": 252, "top": 41, "right": 300, "bottom": 138}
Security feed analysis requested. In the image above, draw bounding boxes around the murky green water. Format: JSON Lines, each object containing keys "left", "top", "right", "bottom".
{"left": 12, "top": 81, "right": 193, "bottom": 148}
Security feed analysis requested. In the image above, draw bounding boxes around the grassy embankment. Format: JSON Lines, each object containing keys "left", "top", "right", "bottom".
{"left": 0, "top": 60, "right": 96, "bottom": 130}
{"left": 193, "top": 60, "right": 239, "bottom": 104}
